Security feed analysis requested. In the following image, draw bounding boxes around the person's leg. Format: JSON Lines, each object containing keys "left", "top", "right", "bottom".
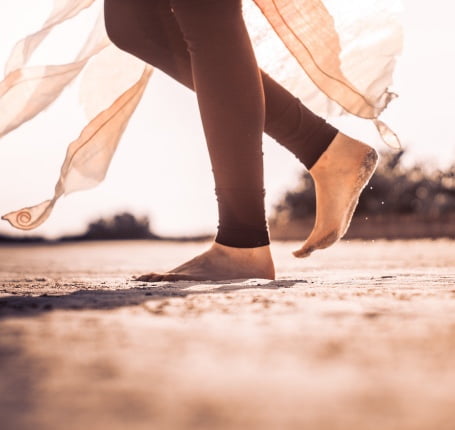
{"left": 107, "top": 0, "right": 275, "bottom": 280}
{"left": 104, "top": 0, "right": 378, "bottom": 264}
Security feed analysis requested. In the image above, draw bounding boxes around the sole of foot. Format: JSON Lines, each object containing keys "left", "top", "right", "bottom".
{"left": 293, "top": 132, "right": 379, "bottom": 258}
{"left": 135, "top": 242, "right": 276, "bottom": 282}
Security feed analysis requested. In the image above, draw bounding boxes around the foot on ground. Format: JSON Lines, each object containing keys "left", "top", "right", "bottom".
{"left": 293, "top": 132, "right": 378, "bottom": 258}
{"left": 135, "top": 242, "right": 275, "bottom": 282}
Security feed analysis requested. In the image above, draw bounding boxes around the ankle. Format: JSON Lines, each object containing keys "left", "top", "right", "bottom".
{"left": 311, "top": 132, "right": 374, "bottom": 175}
{"left": 211, "top": 242, "right": 275, "bottom": 279}
{"left": 212, "top": 241, "right": 272, "bottom": 258}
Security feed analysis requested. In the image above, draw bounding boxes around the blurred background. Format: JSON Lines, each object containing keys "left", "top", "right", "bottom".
{"left": 0, "top": 0, "right": 454, "bottom": 242}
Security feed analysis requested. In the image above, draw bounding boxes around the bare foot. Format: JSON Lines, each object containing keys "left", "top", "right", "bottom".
{"left": 293, "top": 132, "right": 378, "bottom": 258}
{"left": 135, "top": 242, "right": 275, "bottom": 282}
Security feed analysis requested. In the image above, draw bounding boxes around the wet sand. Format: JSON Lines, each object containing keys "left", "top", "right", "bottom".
{"left": 1, "top": 239, "right": 454, "bottom": 430}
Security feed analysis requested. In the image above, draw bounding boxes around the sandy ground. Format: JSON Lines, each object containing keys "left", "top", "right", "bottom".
{"left": 0, "top": 239, "right": 454, "bottom": 430}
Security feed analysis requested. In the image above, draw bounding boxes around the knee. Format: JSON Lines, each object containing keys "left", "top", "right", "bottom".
{"left": 170, "top": 0, "right": 243, "bottom": 48}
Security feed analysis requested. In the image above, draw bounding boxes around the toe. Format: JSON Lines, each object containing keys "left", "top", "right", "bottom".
{"left": 293, "top": 231, "right": 340, "bottom": 258}
{"left": 135, "top": 273, "right": 165, "bottom": 282}
{"left": 293, "top": 246, "right": 313, "bottom": 258}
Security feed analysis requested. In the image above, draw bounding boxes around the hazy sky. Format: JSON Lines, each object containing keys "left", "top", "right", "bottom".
{"left": 0, "top": 0, "right": 454, "bottom": 239}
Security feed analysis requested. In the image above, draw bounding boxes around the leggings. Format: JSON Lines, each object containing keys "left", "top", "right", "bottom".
{"left": 103, "top": 0, "right": 338, "bottom": 248}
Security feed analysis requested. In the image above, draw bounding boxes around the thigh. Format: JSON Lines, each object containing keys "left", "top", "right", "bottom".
{"left": 104, "top": 0, "right": 192, "bottom": 86}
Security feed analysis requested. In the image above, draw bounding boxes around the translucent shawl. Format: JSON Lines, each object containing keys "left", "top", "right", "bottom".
{"left": 0, "top": 0, "right": 403, "bottom": 230}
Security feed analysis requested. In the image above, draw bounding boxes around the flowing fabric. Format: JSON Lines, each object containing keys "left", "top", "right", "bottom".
{"left": 0, "top": 0, "right": 403, "bottom": 230}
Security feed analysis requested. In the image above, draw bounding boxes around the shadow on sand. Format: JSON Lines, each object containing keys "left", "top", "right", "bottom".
{"left": 0, "top": 279, "right": 302, "bottom": 319}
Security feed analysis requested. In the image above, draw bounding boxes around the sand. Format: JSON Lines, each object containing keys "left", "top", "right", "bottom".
{"left": 0, "top": 239, "right": 454, "bottom": 430}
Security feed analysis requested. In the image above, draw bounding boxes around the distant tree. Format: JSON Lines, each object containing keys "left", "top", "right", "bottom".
{"left": 272, "top": 151, "right": 455, "bottom": 223}
{"left": 83, "top": 212, "right": 158, "bottom": 240}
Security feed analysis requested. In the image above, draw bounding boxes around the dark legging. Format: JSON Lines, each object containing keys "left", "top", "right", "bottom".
{"left": 104, "top": 0, "right": 338, "bottom": 248}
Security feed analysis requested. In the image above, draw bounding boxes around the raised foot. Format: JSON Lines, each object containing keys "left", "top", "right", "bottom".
{"left": 293, "top": 132, "right": 378, "bottom": 258}
{"left": 135, "top": 242, "right": 275, "bottom": 282}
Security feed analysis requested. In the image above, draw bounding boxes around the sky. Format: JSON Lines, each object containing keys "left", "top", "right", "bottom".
{"left": 0, "top": 0, "right": 454, "bottom": 239}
